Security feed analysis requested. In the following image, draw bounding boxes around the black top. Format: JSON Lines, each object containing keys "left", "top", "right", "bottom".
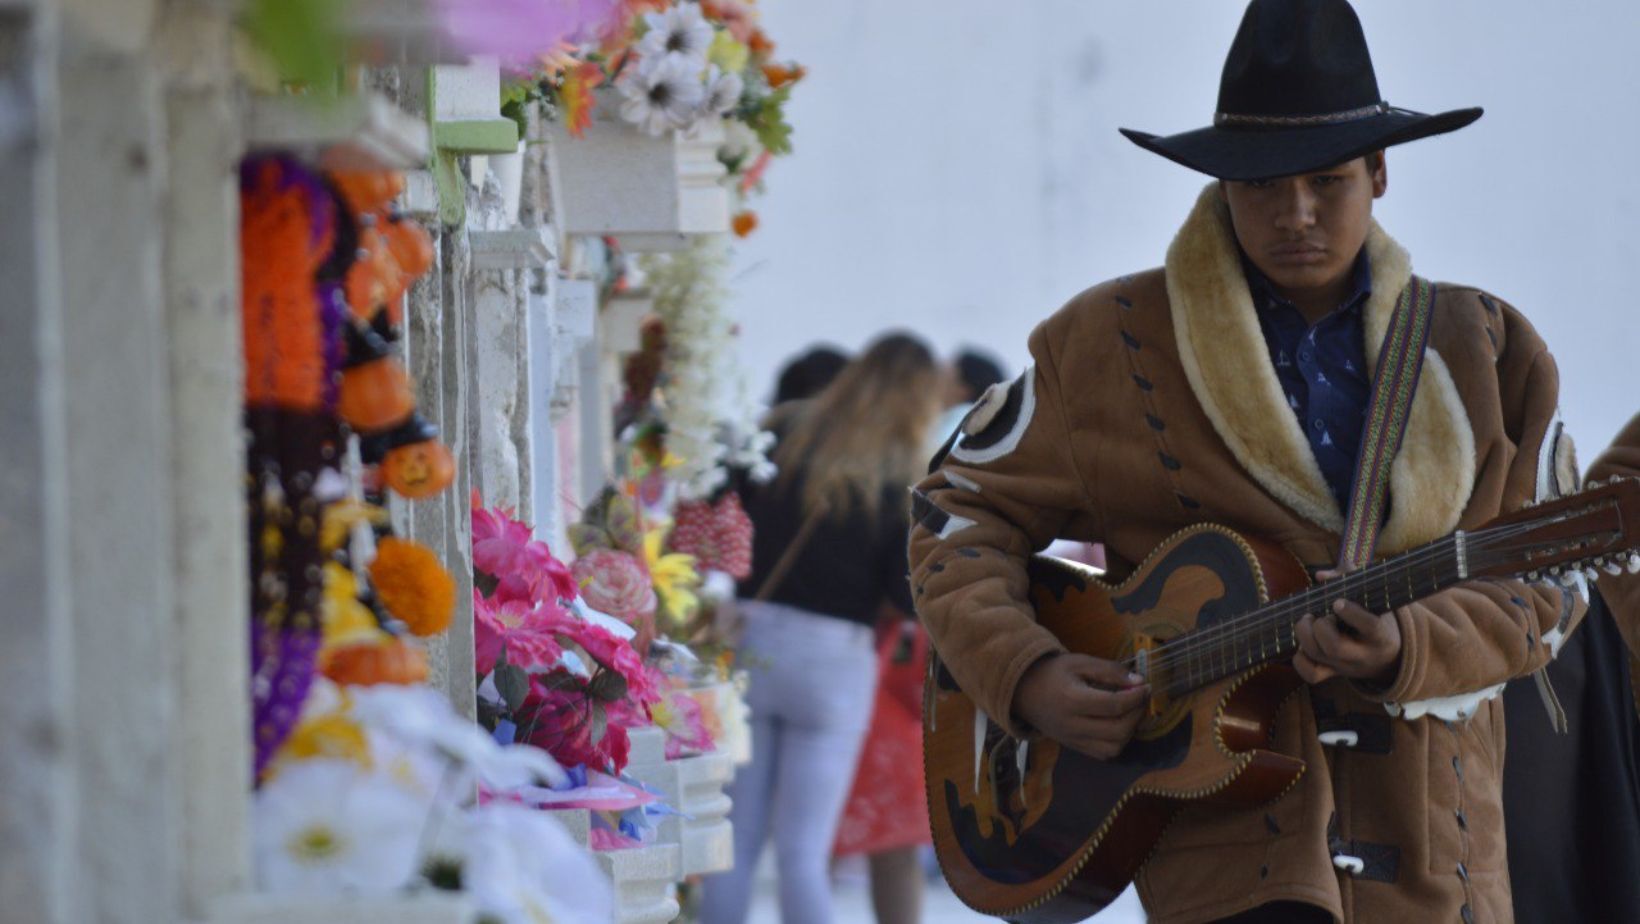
{"left": 734, "top": 449, "right": 915, "bottom": 627}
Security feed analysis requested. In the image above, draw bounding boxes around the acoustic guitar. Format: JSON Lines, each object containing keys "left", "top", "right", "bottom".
{"left": 924, "top": 478, "right": 1640, "bottom": 923}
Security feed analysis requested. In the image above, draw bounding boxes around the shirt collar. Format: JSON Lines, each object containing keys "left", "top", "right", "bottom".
{"left": 1241, "top": 247, "right": 1373, "bottom": 320}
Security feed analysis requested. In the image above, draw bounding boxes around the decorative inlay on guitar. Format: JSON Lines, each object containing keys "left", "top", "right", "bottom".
{"left": 924, "top": 479, "right": 1640, "bottom": 922}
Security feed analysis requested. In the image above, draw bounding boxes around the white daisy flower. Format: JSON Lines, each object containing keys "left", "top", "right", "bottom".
{"left": 636, "top": 3, "right": 714, "bottom": 65}
{"left": 700, "top": 65, "right": 745, "bottom": 116}
{"left": 617, "top": 53, "right": 708, "bottom": 136}
{"left": 426, "top": 803, "right": 612, "bottom": 924}
{"left": 253, "top": 759, "right": 428, "bottom": 896}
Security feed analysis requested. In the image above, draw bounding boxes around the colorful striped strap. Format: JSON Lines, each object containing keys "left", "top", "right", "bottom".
{"left": 1337, "top": 276, "right": 1437, "bottom": 572}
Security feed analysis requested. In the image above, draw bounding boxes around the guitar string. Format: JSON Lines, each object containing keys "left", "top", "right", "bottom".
{"left": 1133, "top": 528, "right": 1555, "bottom": 679}
{"left": 1137, "top": 527, "right": 1607, "bottom": 685}
{"left": 1126, "top": 518, "right": 1566, "bottom": 676}
{"left": 1129, "top": 515, "right": 1574, "bottom": 669}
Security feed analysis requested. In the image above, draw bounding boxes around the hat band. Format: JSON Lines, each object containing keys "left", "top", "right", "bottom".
{"left": 1214, "top": 102, "right": 1390, "bottom": 128}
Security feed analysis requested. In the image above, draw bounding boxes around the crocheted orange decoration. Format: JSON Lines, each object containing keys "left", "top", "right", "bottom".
{"left": 368, "top": 537, "right": 455, "bottom": 637}
{"left": 320, "top": 638, "right": 429, "bottom": 687}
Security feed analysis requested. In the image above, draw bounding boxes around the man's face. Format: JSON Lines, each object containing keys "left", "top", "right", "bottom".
{"left": 1221, "top": 155, "right": 1387, "bottom": 296}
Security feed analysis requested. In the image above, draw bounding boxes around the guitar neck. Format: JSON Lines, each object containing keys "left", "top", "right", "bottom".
{"left": 1151, "top": 532, "right": 1468, "bottom": 697}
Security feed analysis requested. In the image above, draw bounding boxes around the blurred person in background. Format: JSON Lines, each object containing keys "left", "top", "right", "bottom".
{"left": 825, "top": 348, "right": 1002, "bottom": 924}
{"left": 1502, "top": 412, "right": 1640, "bottom": 922}
{"left": 773, "top": 344, "right": 850, "bottom": 405}
{"left": 703, "top": 333, "right": 946, "bottom": 924}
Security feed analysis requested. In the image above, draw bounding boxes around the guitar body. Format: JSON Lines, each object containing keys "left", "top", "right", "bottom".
{"left": 924, "top": 524, "right": 1315, "bottom": 923}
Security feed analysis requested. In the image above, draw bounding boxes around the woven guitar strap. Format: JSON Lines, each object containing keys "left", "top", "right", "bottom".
{"left": 1335, "top": 275, "right": 1436, "bottom": 572}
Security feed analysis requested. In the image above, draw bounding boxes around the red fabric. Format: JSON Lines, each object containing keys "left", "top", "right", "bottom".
{"left": 670, "top": 492, "right": 754, "bottom": 579}
{"left": 833, "top": 623, "right": 932, "bottom": 857}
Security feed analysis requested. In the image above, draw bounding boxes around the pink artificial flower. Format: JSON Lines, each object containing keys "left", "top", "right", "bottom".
{"left": 473, "top": 500, "right": 580, "bottom": 606}
{"left": 517, "top": 679, "right": 635, "bottom": 773}
{"left": 570, "top": 623, "right": 662, "bottom": 710}
{"left": 436, "top": 0, "right": 623, "bottom": 64}
{"left": 572, "top": 549, "right": 657, "bottom": 625}
{"left": 474, "top": 593, "right": 572, "bottom": 675}
{"left": 655, "top": 689, "right": 714, "bottom": 759}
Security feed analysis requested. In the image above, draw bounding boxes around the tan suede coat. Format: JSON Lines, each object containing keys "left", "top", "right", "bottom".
{"left": 910, "top": 187, "right": 1581, "bottom": 924}
{"left": 1586, "top": 413, "right": 1640, "bottom": 713}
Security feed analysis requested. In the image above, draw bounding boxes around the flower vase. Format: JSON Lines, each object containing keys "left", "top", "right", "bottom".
{"left": 491, "top": 140, "right": 525, "bottom": 225}
{"left": 545, "top": 89, "right": 730, "bottom": 249}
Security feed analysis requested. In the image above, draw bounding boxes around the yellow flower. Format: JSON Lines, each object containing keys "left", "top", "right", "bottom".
{"left": 322, "top": 563, "right": 388, "bottom": 650}
{"left": 643, "top": 526, "right": 700, "bottom": 627}
{"left": 270, "top": 711, "right": 373, "bottom": 774}
{"left": 708, "top": 30, "right": 750, "bottom": 75}
{"left": 320, "top": 500, "right": 388, "bottom": 554}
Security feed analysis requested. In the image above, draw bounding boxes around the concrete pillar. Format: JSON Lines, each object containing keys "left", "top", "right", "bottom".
{"left": 55, "top": 16, "right": 183, "bottom": 923}
{"left": 156, "top": 2, "right": 251, "bottom": 914}
{"left": 0, "top": 5, "right": 77, "bottom": 922}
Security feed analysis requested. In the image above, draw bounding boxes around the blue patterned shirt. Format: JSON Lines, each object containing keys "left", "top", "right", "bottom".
{"left": 1244, "top": 250, "right": 1374, "bottom": 514}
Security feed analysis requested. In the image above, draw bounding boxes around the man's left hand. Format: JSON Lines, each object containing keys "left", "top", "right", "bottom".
{"left": 1292, "top": 570, "right": 1403, "bottom": 686}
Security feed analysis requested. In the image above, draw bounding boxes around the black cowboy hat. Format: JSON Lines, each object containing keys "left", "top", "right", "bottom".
{"left": 1120, "top": 0, "right": 1481, "bottom": 181}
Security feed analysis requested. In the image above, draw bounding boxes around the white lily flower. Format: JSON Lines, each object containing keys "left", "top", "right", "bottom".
{"left": 618, "top": 53, "right": 707, "bottom": 136}
{"left": 636, "top": 3, "right": 714, "bottom": 64}
{"left": 253, "top": 760, "right": 428, "bottom": 896}
{"left": 349, "top": 684, "right": 568, "bottom": 791}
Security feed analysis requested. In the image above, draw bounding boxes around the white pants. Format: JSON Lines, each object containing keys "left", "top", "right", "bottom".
{"left": 701, "top": 600, "right": 879, "bottom": 924}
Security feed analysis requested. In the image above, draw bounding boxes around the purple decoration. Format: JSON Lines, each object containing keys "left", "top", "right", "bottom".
{"left": 242, "top": 151, "right": 341, "bottom": 780}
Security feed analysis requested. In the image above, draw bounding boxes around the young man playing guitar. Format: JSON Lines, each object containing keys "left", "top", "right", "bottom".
{"left": 910, "top": 2, "right": 1586, "bottom": 922}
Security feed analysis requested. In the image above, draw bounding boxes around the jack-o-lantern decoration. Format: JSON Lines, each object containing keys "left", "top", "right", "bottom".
{"left": 337, "top": 358, "right": 414, "bottom": 432}
{"left": 345, "top": 222, "right": 410, "bottom": 325}
{"left": 382, "top": 439, "right": 456, "bottom": 500}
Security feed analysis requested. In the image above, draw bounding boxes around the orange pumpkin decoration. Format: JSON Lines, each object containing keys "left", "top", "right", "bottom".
{"left": 320, "top": 637, "right": 429, "bottom": 686}
{"left": 345, "top": 224, "right": 410, "bottom": 323}
{"left": 337, "top": 358, "right": 414, "bottom": 432}
{"left": 383, "top": 218, "right": 435, "bottom": 279}
{"left": 330, "top": 171, "right": 405, "bottom": 214}
{"left": 381, "top": 440, "right": 456, "bottom": 500}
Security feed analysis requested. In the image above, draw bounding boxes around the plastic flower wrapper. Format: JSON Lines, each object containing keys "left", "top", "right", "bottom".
{"left": 348, "top": 683, "right": 568, "bottom": 792}
{"left": 422, "top": 801, "right": 612, "bottom": 924}
{"left": 436, "top": 0, "right": 622, "bottom": 64}
{"left": 252, "top": 759, "right": 429, "bottom": 896}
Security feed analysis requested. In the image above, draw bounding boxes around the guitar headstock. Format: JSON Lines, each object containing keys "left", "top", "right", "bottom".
{"left": 1465, "top": 477, "right": 1640, "bottom": 583}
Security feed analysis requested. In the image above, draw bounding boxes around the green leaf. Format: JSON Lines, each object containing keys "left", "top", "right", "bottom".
{"left": 244, "top": 0, "right": 345, "bottom": 88}
{"left": 589, "top": 668, "right": 629, "bottom": 704}
{"left": 496, "top": 663, "right": 531, "bottom": 714}
{"left": 591, "top": 703, "right": 608, "bottom": 745}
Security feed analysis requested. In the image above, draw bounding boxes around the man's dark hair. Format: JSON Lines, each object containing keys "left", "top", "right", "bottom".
{"left": 773, "top": 346, "right": 849, "bottom": 404}
{"left": 955, "top": 349, "right": 1008, "bottom": 403}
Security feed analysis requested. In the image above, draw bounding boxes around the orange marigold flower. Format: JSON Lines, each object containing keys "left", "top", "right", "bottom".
{"left": 369, "top": 537, "right": 455, "bottom": 636}
{"left": 761, "top": 63, "right": 805, "bottom": 89}
{"left": 731, "top": 210, "right": 758, "bottom": 237}
{"left": 747, "top": 29, "right": 774, "bottom": 58}
{"left": 559, "top": 61, "right": 602, "bottom": 138}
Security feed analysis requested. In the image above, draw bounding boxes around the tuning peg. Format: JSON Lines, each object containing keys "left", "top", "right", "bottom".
{"left": 1584, "top": 567, "right": 1601, "bottom": 582}
{"left": 1604, "top": 560, "right": 1625, "bottom": 576}
{"left": 1547, "top": 565, "right": 1562, "bottom": 577}
{"left": 1526, "top": 570, "right": 1542, "bottom": 582}
{"left": 1629, "top": 554, "right": 1640, "bottom": 574}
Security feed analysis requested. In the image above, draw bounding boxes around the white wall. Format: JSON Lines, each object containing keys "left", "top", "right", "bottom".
{"left": 730, "top": 0, "right": 1639, "bottom": 456}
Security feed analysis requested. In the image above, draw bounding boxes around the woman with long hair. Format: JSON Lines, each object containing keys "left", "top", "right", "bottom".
{"left": 702, "top": 333, "right": 945, "bottom": 924}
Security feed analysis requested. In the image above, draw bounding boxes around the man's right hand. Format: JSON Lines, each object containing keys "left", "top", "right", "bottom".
{"left": 1012, "top": 653, "right": 1150, "bottom": 760}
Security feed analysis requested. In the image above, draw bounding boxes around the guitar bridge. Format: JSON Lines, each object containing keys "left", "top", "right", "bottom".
{"left": 1132, "top": 632, "right": 1161, "bottom": 717}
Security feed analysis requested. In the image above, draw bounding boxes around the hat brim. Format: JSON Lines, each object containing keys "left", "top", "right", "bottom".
{"left": 1119, "top": 107, "right": 1482, "bottom": 181}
